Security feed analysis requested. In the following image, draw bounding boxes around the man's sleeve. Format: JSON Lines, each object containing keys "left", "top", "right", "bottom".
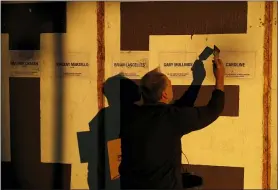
{"left": 174, "top": 89, "right": 225, "bottom": 135}
{"left": 173, "top": 59, "right": 205, "bottom": 107}
{"left": 173, "top": 85, "right": 202, "bottom": 107}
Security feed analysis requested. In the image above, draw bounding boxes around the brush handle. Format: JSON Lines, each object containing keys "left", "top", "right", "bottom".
{"left": 213, "top": 45, "right": 220, "bottom": 58}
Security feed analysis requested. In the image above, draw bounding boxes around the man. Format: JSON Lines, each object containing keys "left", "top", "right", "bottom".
{"left": 119, "top": 58, "right": 225, "bottom": 189}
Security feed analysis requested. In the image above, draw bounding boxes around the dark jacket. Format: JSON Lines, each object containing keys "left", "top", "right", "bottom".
{"left": 119, "top": 85, "right": 225, "bottom": 189}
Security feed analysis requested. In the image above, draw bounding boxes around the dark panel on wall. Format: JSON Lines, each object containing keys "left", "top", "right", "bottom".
{"left": 1, "top": 2, "right": 66, "bottom": 50}
{"left": 173, "top": 85, "right": 239, "bottom": 116}
{"left": 9, "top": 78, "right": 41, "bottom": 164}
{"left": 182, "top": 164, "right": 244, "bottom": 189}
{"left": 132, "top": 80, "right": 239, "bottom": 117}
{"left": 121, "top": 1, "right": 248, "bottom": 50}
{"left": 1, "top": 78, "right": 71, "bottom": 189}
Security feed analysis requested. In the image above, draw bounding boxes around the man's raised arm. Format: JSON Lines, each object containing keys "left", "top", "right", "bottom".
{"left": 173, "top": 60, "right": 206, "bottom": 107}
{"left": 175, "top": 58, "right": 225, "bottom": 135}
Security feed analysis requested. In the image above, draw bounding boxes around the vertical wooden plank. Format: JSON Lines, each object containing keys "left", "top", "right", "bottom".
{"left": 263, "top": 1, "right": 273, "bottom": 189}
{"left": 97, "top": 1, "right": 105, "bottom": 111}
{"left": 96, "top": 2, "right": 106, "bottom": 190}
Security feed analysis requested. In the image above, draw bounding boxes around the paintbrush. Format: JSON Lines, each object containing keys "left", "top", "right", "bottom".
{"left": 213, "top": 45, "right": 220, "bottom": 58}
{"left": 212, "top": 45, "right": 220, "bottom": 69}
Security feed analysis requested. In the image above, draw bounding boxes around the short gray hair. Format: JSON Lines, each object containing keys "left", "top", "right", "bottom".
{"left": 140, "top": 71, "right": 168, "bottom": 104}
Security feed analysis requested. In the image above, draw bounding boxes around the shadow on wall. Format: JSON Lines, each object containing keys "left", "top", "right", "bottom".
{"left": 1, "top": 2, "right": 71, "bottom": 189}
{"left": 77, "top": 74, "right": 141, "bottom": 190}
{"left": 76, "top": 46, "right": 244, "bottom": 190}
{"left": 76, "top": 46, "right": 212, "bottom": 190}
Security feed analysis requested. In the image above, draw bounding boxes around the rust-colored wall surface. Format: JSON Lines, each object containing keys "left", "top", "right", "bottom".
{"left": 121, "top": 1, "right": 248, "bottom": 50}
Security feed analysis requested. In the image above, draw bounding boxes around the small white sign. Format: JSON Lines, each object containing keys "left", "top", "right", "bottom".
{"left": 56, "top": 52, "right": 90, "bottom": 77}
{"left": 112, "top": 51, "right": 149, "bottom": 79}
{"left": 221, "top": 52, "right": 256, "bottom": 78}
{"left": 159, "top": 52, "right": 197, "bottom": 78}
{"left": 9, "top": 50, "right": 40, "bottom": 77}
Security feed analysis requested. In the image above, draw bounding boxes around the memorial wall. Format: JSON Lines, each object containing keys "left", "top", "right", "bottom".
{"left": 1, "top": 1, "right": 277, "bottom": 189}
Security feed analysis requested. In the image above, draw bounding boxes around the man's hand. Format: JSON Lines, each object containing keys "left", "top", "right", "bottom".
{"left": 213, "top": 58, "right": 225, "bottom": 91}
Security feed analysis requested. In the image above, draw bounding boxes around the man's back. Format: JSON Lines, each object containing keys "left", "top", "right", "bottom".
{"left": 119, "top": 57, "right": 225, "bottom": 189}
{"left": 119, "top": 88, "right": 224, "bottom": 189}
{"left": 119, "top": 104, "right": 184, "bottom": 189}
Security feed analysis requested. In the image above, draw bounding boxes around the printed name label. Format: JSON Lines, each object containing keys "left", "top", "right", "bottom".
{"left": 9, "top": 50, "right": 41, "bottom": 77}
{"left": 159, "top": 52, "right": 197, "bottom": 79}
{"left": 112, "top": 51, "right": 149, "bottom": 79}
{"left": 221, "top": 52, "right": 256, "bottom": 78}
{"left": 55, "top": 53, "right": 90, "bottom": 77}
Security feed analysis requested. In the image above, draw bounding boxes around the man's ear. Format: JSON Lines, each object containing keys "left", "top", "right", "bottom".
{"left": 161, "top": 91, "right": 168, "bottom": 100}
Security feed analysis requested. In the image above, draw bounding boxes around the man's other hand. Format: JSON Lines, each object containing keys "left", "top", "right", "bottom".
{"left": 191, "top": 60, "right": 206, "bottom": 84}
{"left": 213, "top": 58, "right": 225, "bottom": 91}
